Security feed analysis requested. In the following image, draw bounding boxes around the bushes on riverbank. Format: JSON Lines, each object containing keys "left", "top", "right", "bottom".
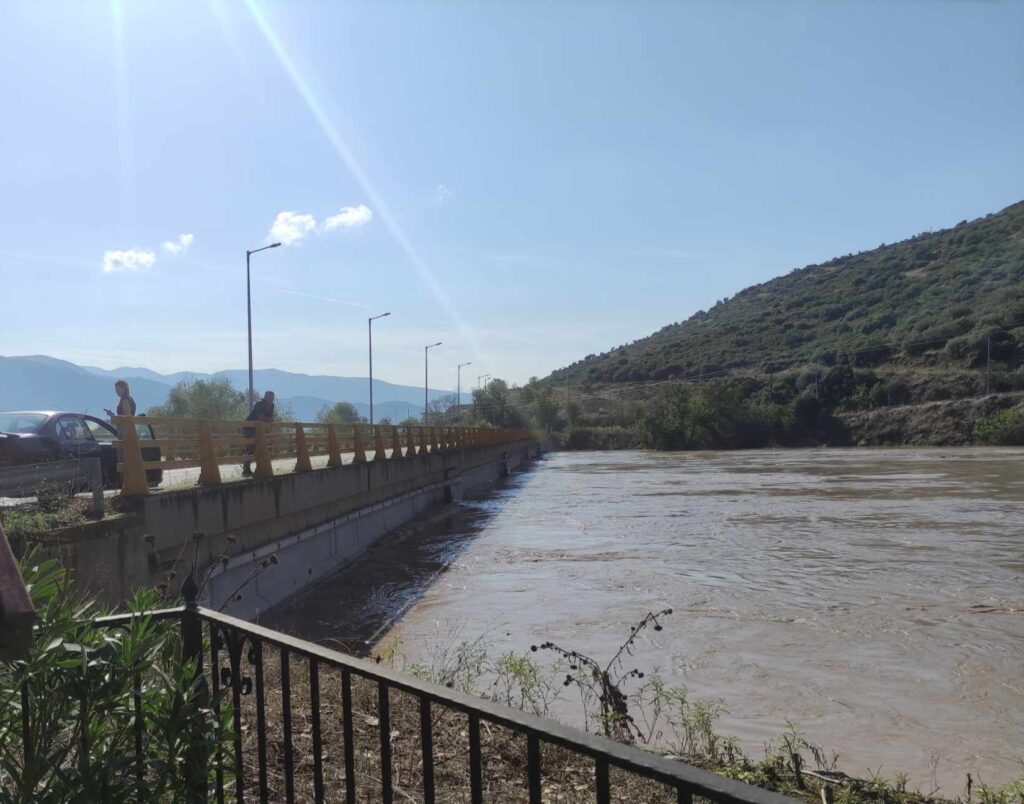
{"left": 974, "top": 406, "right": 1024, "bottom": 445}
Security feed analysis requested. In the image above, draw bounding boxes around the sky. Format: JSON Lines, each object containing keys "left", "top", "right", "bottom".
{"left": 1, "top": 1, "right": 1022, "bottom": 390}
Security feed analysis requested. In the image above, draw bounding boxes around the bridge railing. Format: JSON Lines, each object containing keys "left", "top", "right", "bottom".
{"left": 60, "top": 579, "right": 792, "bottom": 804}
{"left": 111, "top": 417, "right": 533, "bottom": 496}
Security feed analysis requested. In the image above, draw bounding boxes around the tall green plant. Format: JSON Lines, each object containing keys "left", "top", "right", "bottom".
{"left": 0, "top": 554, "right": 232, "bottom": 803}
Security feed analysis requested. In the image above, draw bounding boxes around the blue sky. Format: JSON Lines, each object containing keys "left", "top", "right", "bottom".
{"left": 2, "top": 1, "right": 1022, "bottom": 389}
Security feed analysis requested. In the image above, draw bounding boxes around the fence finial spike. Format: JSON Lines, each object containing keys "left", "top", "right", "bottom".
{"left": 181, "top": 573, "right": 199, "bottom": 607}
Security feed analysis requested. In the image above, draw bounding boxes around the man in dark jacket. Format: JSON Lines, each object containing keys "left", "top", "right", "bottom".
{"left": 242, "top": 391, "right": 275, "bottom": 476}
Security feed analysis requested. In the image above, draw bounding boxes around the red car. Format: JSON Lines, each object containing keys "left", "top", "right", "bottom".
{"left": 0, "top": 411, "right": 162, "bottom": 488}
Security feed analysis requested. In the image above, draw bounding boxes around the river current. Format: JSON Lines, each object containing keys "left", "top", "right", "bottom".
{"left": 264, "top": 448, "right": 1024, "bottom": 792}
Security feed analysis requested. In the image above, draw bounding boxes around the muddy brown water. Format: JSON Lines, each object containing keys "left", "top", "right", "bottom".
{"left": 263, "top": 447, "right": 1024, "bottom": 793}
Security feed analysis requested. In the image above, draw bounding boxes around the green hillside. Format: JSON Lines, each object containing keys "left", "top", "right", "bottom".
{"left": 551, "top": 201, "right": 1024, "bottom": 385}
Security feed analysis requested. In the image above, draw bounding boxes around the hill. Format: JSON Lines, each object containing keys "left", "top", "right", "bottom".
{"left": 0, "top": 356, "right": 461, "bottom": 421}
{"left": 550, "top": 201, "right": 1024, "bottom": 386}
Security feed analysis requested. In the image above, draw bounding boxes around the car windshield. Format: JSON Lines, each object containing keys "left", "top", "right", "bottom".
{"left": 0, "top": 413, "right": 47, "bottom": 434}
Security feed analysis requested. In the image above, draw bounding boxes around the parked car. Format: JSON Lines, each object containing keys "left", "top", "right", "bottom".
{"left": 0, "top": 411, "right": 162, "bottom": 488}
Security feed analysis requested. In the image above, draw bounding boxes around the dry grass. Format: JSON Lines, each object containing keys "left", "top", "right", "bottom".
{"left": 221, "top": 644, "right": 681, "bottom": 803}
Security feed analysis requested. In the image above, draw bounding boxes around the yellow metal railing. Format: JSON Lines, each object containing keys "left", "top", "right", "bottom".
{"left": 111, "top": 417, "right": 533, "bottom": 496}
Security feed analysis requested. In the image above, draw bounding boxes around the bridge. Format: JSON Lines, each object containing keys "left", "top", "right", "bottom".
{"left": 41, "top": 416, "right": 540, "bottom": 615}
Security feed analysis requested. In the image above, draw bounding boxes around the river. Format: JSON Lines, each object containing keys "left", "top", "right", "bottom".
{"left": 264, "top": 447, "right": 1024, "bottom": 793}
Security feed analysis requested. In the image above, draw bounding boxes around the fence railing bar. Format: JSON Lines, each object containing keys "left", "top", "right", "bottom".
{"left": 253, "top": 641, "right": 269, "bottom": 804}
{"left": 527, "top": 733, "right": 542, "bottom": 804}
{"left": 341, "top": 667, "right": 356, "bottom": 804}
{"left": 133, "top": 673, "right": 144, "bottom": 796}
{"left": 229, "top": 644, "right": 245, "bottom": 804}
{"left": 209, "top": 628, "right": 225, "bottom": 804}
{"left": 309, "top": 658, "right": 325, "bottom": 804}
{"left": 281, "top": 646, "right": 295, "bottom": 804}
{"left": 469, "top": 711, "right": 483, "bottom": 804}
{"left": 378, "top": 681, "right": 393, "bottom": 803}
{"left": 596, "top": 756, "right": 610, "bottom": 804}
{"left": 420, "top": 696, "right": 435, "bottom": 804}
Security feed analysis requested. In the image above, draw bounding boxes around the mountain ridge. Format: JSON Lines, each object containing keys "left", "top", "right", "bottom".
{"left": 550, "top": 200, "right": 1024, "bottom": 386}
{"left": 0, "top": 356, "right": 465, "bottom": 422}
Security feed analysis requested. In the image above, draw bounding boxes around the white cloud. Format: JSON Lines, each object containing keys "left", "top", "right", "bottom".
{"left": 161, "top": 233, "right": 195, "bottom": 255}
{"left": 270, "top": 211, "right": 318, "bottom": 246}
{"left": 435, "top": 184, "right": 454, "bottom": 205}
{"left": 323, "top": 204, "right": 373, "bottom": 230}
{"left": 102, "top": 248, "right": 156, "bottom": 274}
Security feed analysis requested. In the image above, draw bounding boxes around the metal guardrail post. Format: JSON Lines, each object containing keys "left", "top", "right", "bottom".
{"left": 293, "top": 423, "right": 313, "bottom": 473}
{"left": 117, "top": 418, "right": 150, "bottom": 496}
{"left": 197, "top": 421, "right": 222, "bottom": 486}
{"left": 255, "top": 422, "right": 274, "bottom": 478}
{"left": 353, "top": 425, "right": 368, "bottom": 464}
{"left": 326, "top": 424, "right": 342, "bottom": 468}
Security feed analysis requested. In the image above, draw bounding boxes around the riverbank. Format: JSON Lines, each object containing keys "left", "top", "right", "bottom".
{"left": 553, "top": 392, "right": 1024, "bottom": 450}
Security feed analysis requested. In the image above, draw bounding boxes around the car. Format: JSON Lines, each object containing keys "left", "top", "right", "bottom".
{"left": 0, "top": 411, "right": 162, "bottom": 489}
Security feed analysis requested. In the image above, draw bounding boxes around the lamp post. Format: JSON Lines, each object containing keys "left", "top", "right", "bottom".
{"left": 368, "top": 312, "right": 391, "bottom": 425}
{"left": 476, "top": 374, "right": 490, "bottom": 419}
{"left": 456, "top": 361, "right": 472, "bottom": 422}
{"left": 424, "top": 342, "right": 442, "bottom": 424}
{"left": 246, "top": 242, "right": 282, "bottom": 408}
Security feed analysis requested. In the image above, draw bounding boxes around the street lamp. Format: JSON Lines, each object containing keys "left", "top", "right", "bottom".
{"left": 456, "top": 362, "right": 472, "bottom": 422}
{"left": 476, "top": 374, "right": 490, "bottom": 419}
{"left": 424, "top": 342, "right": 442, "bottom": 424}
{"left": 246, "top": 242, "right": 282, "bottom": 408}
{"left": 368, "top": 312, "right": 391, "bottom": 425}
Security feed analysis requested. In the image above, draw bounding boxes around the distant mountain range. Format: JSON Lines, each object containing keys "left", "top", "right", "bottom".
{"left": 0, "top": 355, "right": 467, "bottom": 422}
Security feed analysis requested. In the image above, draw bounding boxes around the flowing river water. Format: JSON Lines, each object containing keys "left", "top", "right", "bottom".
{"left": 264, "top": 447, "right": 1024, "bottom": 792}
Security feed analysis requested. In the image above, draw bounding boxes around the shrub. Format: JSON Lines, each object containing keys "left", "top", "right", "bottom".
{"left": 0, "top": 554, "right": 232, "bottom": 801}
{"left": 974, "top": 406, "right": 1024, "bottom": 445}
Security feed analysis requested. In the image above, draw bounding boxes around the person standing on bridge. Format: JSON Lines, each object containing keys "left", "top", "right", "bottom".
{"left": 105, "top": 380, "right": 136, "bottom": 419}
{"left": 242, "top": 390, "right": 275, "bottom": 477}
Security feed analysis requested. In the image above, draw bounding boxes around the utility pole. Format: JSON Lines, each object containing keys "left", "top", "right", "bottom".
{"left": 986, "top": 331, "right": 993, "bottom": 396}
{"left": 368, "top": 312, "right": 391, "bottom": 425}
{"left": 424, "top": 342, "right": 442, "bottom": 424}
{"left": 457, "top": 362, "right": 472, "bottom": 423}
{"left": 476, "top": 374, "right": 490, "bottom": 421}
{"left": 245, "top": 242, "right": 282, "bottom": 408}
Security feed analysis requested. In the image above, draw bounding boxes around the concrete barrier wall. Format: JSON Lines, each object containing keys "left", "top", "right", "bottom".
{"left": 32, "top": 440, "right": 540, "bottom": 610}
{"left": 210, "top": 443, "right": 537, "bottom": 618}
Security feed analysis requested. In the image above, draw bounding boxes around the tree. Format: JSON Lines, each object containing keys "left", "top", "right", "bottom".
{"left": 473, "top": 379, "right": 515, "bottom": 426}
{"left": 147, "top": 378, "right": 247, "bottom": 419}
{"left": 315, "top": 401, "right": 364, "bottom": 424}
{"left": 528, "top": 388, "right": 560, "bottom": 431}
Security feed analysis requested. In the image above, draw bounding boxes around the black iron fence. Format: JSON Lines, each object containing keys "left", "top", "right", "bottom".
{"left": 32, "top": 580, "right": 793, "bottom": 804}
